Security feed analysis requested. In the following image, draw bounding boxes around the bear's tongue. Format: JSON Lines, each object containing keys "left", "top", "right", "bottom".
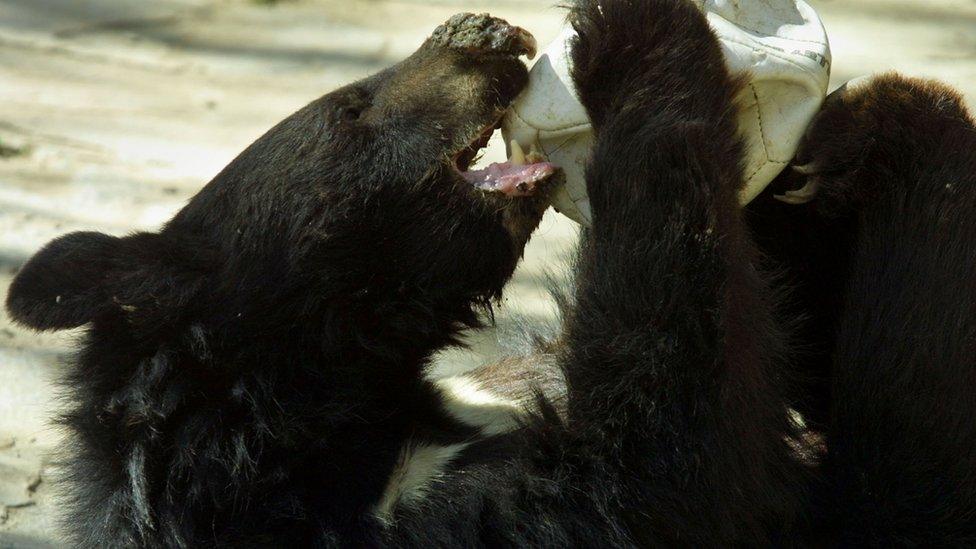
{"left": 461, "top": 141, "right": 556, "bottom": 197}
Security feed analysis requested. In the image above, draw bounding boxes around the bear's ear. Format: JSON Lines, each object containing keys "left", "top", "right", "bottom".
{"left": 6, "top": 231, "right": 124, "bottom": 331}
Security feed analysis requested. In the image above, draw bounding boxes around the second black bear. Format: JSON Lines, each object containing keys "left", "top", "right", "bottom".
{"left": 748, "top": 74, "right": 976, "bottom": 545}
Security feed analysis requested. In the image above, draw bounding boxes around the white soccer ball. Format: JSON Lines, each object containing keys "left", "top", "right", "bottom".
{"left": 502, "top": 0, "right": 832, "bottom": 226}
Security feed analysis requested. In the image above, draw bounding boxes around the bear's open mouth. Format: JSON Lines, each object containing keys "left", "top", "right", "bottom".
{"left": 454, "top": 119, "right": 556, "bottom": 198}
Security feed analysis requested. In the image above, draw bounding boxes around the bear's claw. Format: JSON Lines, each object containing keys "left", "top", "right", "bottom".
{"left": 774, "top": 177, "right": 821, "bottom": 205}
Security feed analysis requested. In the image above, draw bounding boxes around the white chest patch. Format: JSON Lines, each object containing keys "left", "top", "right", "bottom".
{"left": 373, "top": 442, "right": 470, "bottom": 524}
{"left": 434, "top": 376, "right": 523, "bottom": 436}
{"left": 373, "top": 378, "right": 526, "bottom": 524}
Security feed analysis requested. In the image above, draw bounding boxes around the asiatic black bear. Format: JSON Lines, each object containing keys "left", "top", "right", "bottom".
{"left": 748, "top": 73, "right": 976, "bottom": 545}
{"left": 6, "top": 0, "right": 976, "bottom": 546}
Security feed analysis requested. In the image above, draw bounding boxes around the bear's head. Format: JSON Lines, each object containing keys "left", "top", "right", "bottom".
{"left": 6, "top": 14, "right": 556, "bottom": 349}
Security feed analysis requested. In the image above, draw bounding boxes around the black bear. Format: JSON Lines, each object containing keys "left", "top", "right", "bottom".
{"left": 747, "top": 73, "right": 976, "bottom": 545}
{"left": 6, "top": 0, "right": 976, "bottom": 546}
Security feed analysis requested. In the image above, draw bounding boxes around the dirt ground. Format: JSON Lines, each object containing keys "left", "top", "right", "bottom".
{"left": 1, "top": 0, "right": 975, "bottom": 545}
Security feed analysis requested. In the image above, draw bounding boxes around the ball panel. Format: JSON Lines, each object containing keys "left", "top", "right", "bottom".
{"left": 501, "top": 0, "right": 831, "bottom": 227}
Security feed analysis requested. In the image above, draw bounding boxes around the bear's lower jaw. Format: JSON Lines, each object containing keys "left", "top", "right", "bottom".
{"left": 483, "top": 167, "right": 561, "bottom": 252}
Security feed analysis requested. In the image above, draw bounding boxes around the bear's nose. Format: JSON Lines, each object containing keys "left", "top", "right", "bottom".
{"left": 429, "top": 13, "right": 537, "bottom": 59}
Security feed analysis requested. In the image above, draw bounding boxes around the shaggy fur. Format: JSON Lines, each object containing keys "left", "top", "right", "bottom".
{"left": 6, "top": 0, "right": 976, "bottom": 546}
{"left": 748, "top": 74, "right": 976, "bottom": 545}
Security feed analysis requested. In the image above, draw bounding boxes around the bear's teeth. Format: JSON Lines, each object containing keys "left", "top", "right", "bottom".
{"left": 509, "top": 140, "right": 526, "bottom": 166}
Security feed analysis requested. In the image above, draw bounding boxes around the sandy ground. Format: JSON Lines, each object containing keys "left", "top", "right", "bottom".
{"left": 1, "top": 0, "right": 975, "bottom": 545}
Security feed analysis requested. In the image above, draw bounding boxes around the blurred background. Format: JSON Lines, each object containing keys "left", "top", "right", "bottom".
{"left": 1, "top": 0, "right": 975, "bottom": 545}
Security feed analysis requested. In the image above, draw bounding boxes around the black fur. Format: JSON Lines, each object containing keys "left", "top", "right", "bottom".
{"left": 10, "top": 12, "right": 547, "bottom": 546}
{"left": 6, "top": 1, "right": 976, "bottom": 546}
{"left": 749, "top": 74, "right": 976, "bottom": 545}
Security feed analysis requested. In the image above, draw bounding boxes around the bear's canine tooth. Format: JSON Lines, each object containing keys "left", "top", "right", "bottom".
{"left": 509, "top": 140, "right": 526, "bottom": 165}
